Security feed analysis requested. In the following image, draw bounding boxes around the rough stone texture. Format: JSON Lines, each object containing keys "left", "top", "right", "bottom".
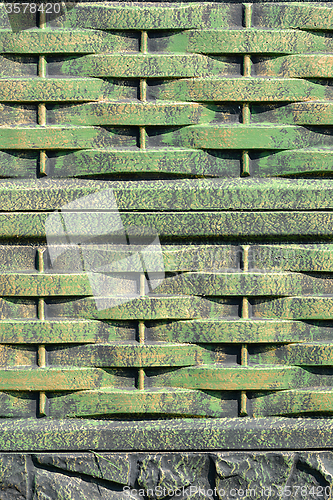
{"left": 0, "top": 452, "right": 332, "bottom": 499}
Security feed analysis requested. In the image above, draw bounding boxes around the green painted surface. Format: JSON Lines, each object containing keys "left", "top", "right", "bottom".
{"left": 0, "top": 418, "right": 330, "bottom": 451}
{"left": 150, "top": 365, "right": 333, "bottom": 390}
{"left": 152, "top": 78, "right": 333, "bottom": 102}
{"left": 253, "top": 4, "right": 333, "bottom": 29}
{"left": 57, "top": 54, "right": 231, "bottom": 78}
{"left": 252, "top": 390, "right": 333, "bottom": 416}
{"left": 0, "top": 29, "right": 138, "bottom": 53}
{"left": 59, "top": 3, "right": 236, "bottom": 30}
{"left": 0, "top": 78, "right": 118, "bottom": 102}
{"left": 1, "top": 270, "right": 333, "bottom": 297}
{"left": 1, "top": 211, "right": 333, "bottom": 237}
{"left": 0, "top": 179, "right": 332, "bottom": 210}
{"left": 0, "top": 0, "right": 332, "bottom": 451}
{"left": 48, "top": 388, "right": 231, "bottom": 418}
{"left": 178, "top": 29, "right": 333, "bottom": 54}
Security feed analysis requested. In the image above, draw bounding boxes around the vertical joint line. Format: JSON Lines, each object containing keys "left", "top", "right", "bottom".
{"left": 139, "top": 271, "right": 146, "bottom": 297}
{"left": 37, "top": 247, "right": 45, "bottom": 273}
{"left": 38, "top": 10, "right": 47, "bottom": 177}
{"left": 240, "top": 391, "right": 247, "bottom": 417}
{"left": 244, "top": 3, "right": 252, "bottom": 28}
{"left": 38, "top": 298, "right": 45, "bottom": 321}
{"left": 241, "top": 104, "right": 250, "bottom": 176}
{"left": 138, "top": 273, "right": 146, "bottom": 390}
{"left": 140, "top": 81, "right": 147, "bottom": 102}
{"left": 241, "top": 245, "right": 250, "bottom": 320}
{"left": 39, "top": 9, "right": 46, "bottom": 29}
{"left": 242, "top": 4, "right": 252, "bottom": 178}
{"left": 139, "top": 126, "right": 146, "bottom": 150}
{"left": 243, "top": 56, "right": 252, "bottom": 78}
{"left": 38, "top": 57, "right": 47, "bottom": 176}
{"left": 139, "top": 31, "right": 148, "bottom": 150}
{"left": 242, "top": 245, "right": 249, "bottom": 273}
{"left": 241, "top": 344, "right": 248, "bottom": 366}
{"left": 37, "top": 248, "right": 46, "bottom": 322}
{"left": 242, "top": 104, "right": 250, "bottom": 125}
{"left": 241, "top": 100, "right": 251, "bottom": 177}
{"left": 38, "top": 104, "right": 46, "bottom": 126}
{"left": 39, "top": 150, "right": 47, "bottom": 176}
{"left": 140, "top": 31, "right": 148, "bottom": 54}
{"left": 243, "top": 3, "right": 252, "bottom": 76}
{"left": 38, "top": 57, "right": 46, "bottom": 78}
{"left": 39, "top": 392, "right": 47, "bottom": 417}
{"left": 241, "top": 150, "right": 250, "bottom": 177}
{"left": 38, "top": 346, "right": 46, "bottom": 367}
{"left": 240, "top": 245, "right": 250, "bottom": 416}
{"left": 37, "top": 248, "right": 47, "bottom": 416}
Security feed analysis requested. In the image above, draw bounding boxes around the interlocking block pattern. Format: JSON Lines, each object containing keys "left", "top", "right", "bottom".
{"left": 0, "top": 1, "right": 333, "bottom": 429}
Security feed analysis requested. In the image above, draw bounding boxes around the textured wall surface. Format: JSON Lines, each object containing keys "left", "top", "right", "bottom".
{"left": 1, "top": 0, "right": 333, "bottom": 496}
{"left": 2, "top": 451, "right": 333, "bottom": 499}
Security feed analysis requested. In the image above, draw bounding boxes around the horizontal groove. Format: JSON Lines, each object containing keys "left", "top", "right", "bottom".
{"left": 47, "top": 343, "right": 215, "bottom": 367}
{"left": 254, "top": 296, "right": 333, "bottom": 320}
{"left": 250, "top": 343, "right": 333, "bottom": 366}
{"left": 254, "top": 148, "right": 333, "bottom": 177}
{"left": 0, "top": 367, "right": 116, "bottom": 390}
{"left": 49, "top": 54, "right": 232, "bottom": 78}
{"left": 4, "top": 149, "right": 333, "bottom": 179}
{"left": 151, "top": 365, "right": 333, "bottom": 390}
{"left": 48, "top": 342, "right": 333, "bottom": 368}
{"left": 4, "top": 148, "right": 333, "bottom": 179}
{"left": 251, "top": 389, "right": 333, "bottom": 417}
{"left": 257, "top": 54, "right": 333, "bottom": 78}
{"left": 0, "top": 78, "right": 109, "bottom": 102}
{"left": 1, "top": 212, "right": 333, "bottom": 237}
{"left": 153, "top": 124, "right": 333, "bottom": 150}
{"left": 0, "top": 78, "right": 332, "bottom": 103}
{"left": 152, "top": 78, "right": 333, "bottom": 102}
{"left": 0, "top": 320, "right": 119, "bottom": 343}
{"left": 1, "top": 364, "right": 333, "bottom": 391}
{"left": 253, "top": 4, "right": 333, "bottom": 30}
{"left": 1, "top": 271, "right": 333, "bottom": 297}
{"left": 47, "top": 388, "right": 235, "bottom": 418}
{"left": 0, "top": 124, "right": 328, "bottom": 151}
{"left": 47, "top": 102, "right": 217, "bottom": 126}
{"left": 45, "top": 295, "right": 237, "bottom": 321}
{"left": 0, "top": 319, "right": 331, "bottom": 344}
{"left": 177, "top": 29, "right": 333, "bottom": 55}
{"left": 2, "top": 28, "right": 327, "bottom": 56}
{"left": 252, "top": 103, "right": 333, "bottom": 126}
{"left": 53, "top": 3, "right": 238, "bottom": 30}
{"left": 0, "top": 416, "right": 330, "bottom": 451}
{"left": 151, "top": 272, "right": 333, "bottom": 297}
{"left": 0, "top": 29, "right": 137, "bottom": 54}
{"left": 148, "top": 319, "right": 333, "bottom": 344}
{"left": 48, "top": 101, "right": 333, "bottom": 127}
{"left": 46, "top": 149, "right": 238, "bottom": 178}
{"left": 0, "top": 178, "right": 333, "bottom": 211}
